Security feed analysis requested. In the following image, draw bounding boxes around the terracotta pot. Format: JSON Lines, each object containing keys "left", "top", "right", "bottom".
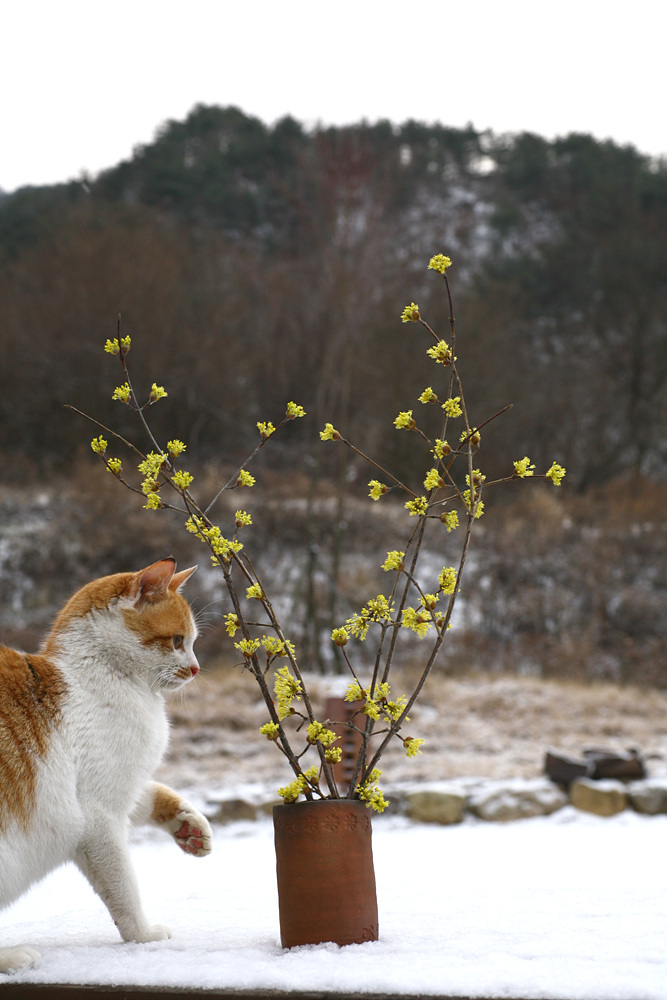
{"left": 273, "top": 798, "right": 379, "bottom": 947}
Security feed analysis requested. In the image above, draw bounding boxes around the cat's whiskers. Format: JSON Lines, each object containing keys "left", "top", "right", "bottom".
{"left": 194, "top": 600, "right": 223, "bottom": 626}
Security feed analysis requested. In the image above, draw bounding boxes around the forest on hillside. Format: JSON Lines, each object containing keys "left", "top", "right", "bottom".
{"left": 1, "top": 106, "right": 667, "bottom": 684}
{"left": 1, "top": 104, "right": 666, "bottom": 491}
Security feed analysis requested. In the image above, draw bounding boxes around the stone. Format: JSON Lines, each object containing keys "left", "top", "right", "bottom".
{"left": 569, "top": 778, "right": 627, "bottom": 817}
{"left": 628, "top": 779, "right": 667, "bottom": 815}
{"left": 468, "top": 778, "right": 568, "bottom": 822}
{"left": 404, "top": 788, "right": 467, "bottom": 825}
{"left": 209, "top": 797, "right": 258, "bottom": 824}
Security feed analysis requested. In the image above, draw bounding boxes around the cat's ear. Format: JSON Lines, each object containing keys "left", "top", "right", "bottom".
{"left": 169, "top": 565, "right": 197, "bottom": 592}
{"left": 130, "top": 558, "right": 176, "bottom": 604}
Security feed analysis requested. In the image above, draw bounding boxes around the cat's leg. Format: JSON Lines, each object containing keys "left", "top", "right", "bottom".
{"left": 0, "top": 946, "right": 41, "bottom": 974}
{"left": 131, "top": 782, "right": 212, "bottom": 857}
{"left": 74, "top": 825, "right": 171, "bottom": 943}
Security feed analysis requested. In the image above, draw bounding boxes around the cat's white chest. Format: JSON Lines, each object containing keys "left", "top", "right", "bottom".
{"left": 64, "top": 662, "right": 169, "bottom": 815}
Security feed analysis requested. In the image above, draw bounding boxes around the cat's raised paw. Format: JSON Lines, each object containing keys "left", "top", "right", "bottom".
{"left": 172, "top": 809, "right": 212, "bottom": 856}
{"left": 0, "top": 945, "right": 41, "bottom": 974}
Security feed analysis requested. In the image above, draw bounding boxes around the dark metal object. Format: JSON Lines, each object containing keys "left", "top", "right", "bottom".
{"left": 545, "top": 747, "right": 646, "bottom": 785}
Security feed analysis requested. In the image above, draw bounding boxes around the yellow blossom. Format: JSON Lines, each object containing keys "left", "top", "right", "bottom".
{"left": 383, "top": 694, "right": 408, "bottom": 722}
{"left": 171, "top": 469, "right": 194, "bottom": 491}
{"left": 461, "top": 427, "right": 481, "bottom": 447}
{"left": 424, "top": 467, "right": 445, "bottom": 491}
{"left": 185, "top": 515, "right": 205, "bottom": 536}
{"left": 237, "top": 469, "right": 255, "bottom": 487}
{"left": 439, "top": 566, "right": 457, "bottom": 594}
{"left": 367, "top": 595, "right": 393, "bottom": 621}
{"left": 262, "top": 635, "right": 289, "bottom": 657}
{"left": 440, "top": 510, "right": 459, "bottom": 532}
{"left": 307, "top": 721, "right": 338, "bottom": 747}
{"left": 418, "top": 386, "right": 438, "bottom": 404}
{"left": 404, "top": 737, "right": 425, "bottom": 757}
{"left": 463, "top": 489, "right": 485, "bottom": 518}
{"left": 112, "top": 383, "right": 131, "bottom": 403}
{"left": 106, "top": 458, "right": 122, "bottom": 475}
{"left": 405, "top": 496, "right": 429, "bottom": 517}
{"left": 104, "top": 336, "right": 131, "bottom": 355}
{"left": 400, "top": 302, "right": 420, "bottom": 323}
{"left": 143, "top": 492, "right": 161, "bottom": 510}
{"left": 149, "top": 383, "right": 168, "bottom": 402}
{"left": 344, "top": 680, "right": 364, "bottom": 702}
{"left": 363, "top": 698, "right": 381, "bottom": 720}
{"left": 167, "top": 439, "right": 187, "bottom": 456}
{"left": 442, "top": 397, "right": 463, "bottom": 418}
{"left": 201, "top": 525, "right": 243, "bottom": 563}
{"left": 277, "top": 779, "right": 301, "bottom": 804}
{"left": 546, "top": 461, "right": 566, "bottom": 486}
{"left": 260, "top": 721, "right": 280, "bottom": 741}
{"left": 382, "top": 550, "right": 405, "bottom": 572}
{"left": 141, "top": 477, "right": 158, "bottom": 497}
{"left": 257, "top": 421, "right": 275, "bottom": 439}
{"left": 401, "top": 607, "right": 431, "bottom": 637}
{"left": 433, "top": 438, "right": 451, "bottom": 458}
{"left": 286, "top": 401, "right": 306, "bottom": 419}
{"left": 325, "top": 746, "right": 343, "bottom": 763}
{"left": 426, "top": 340, "right": 453, "bottom": 365}
{"left": 90, "top": 436, "right": 107, "bottom": 455}
{"left": 394, "top": 410, "right": 415, "bottom": 430}
{"left": 235, "top": 509, "right": 252, "bottom": 527}
{"left": 356, "top": 769, "right": 389, "bottom": 813}
{"left": 427, "top": 254, "right": 453, "bottom": 273}
{"left": 278, "top": 765, "right": 320, "bottom": 802}
{"left": 368, "top": 480, "right": 388, "bottom": 500}
{"left": 246, "top": 582, "right": 264, "bottom": 600}
{"left": 345, "top": 609, "right": 371, "bottom": 641}
{"left": 224, "top": 613, "right": 239, "bottom": 637}
{"left": 235, "top": 638, "right": 261, "bottom": 658}
{"left": 331, "top": 627, "right": 349, "bottom": 646}
{"left": 514, "top": 456, "right": 535, "bottom": 478}
{"left": 466, "top": 468, "right": 486, "bottom": 488}
{"left": 320, "top": 422, "right": 340, "bottom": 441}
{"left": 138, "top": 452, "right": 166, "bottom": 478}
{"left": 274, "top": 665, "right": 302, "bottom": 719}
{"left": 344, "top": 596, "right": 392, "bottom": 642}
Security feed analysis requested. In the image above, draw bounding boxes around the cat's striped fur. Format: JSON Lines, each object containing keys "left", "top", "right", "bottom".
{"left": 0, "top": 558, "right": 212, "bottom": 974}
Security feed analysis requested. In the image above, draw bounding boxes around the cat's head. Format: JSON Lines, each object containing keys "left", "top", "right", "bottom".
{"left": 48, "top": 558, "right": 200, "bottom": 691}
{"left": 120, "top": 558, "right": 200, "bottom": 691}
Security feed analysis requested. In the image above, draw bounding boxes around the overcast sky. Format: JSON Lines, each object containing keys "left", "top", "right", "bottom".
{"left": 1, "top": 0, "right": 665, "bottom": 193}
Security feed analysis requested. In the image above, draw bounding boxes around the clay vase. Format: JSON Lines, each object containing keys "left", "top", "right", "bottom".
{"left": 273, "top": 798, "right": 379, "bottom": 947}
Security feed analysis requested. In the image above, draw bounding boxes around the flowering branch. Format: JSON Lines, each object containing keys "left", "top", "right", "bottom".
{"left": 74, "top": 252, "right": 566, "bottom": 813}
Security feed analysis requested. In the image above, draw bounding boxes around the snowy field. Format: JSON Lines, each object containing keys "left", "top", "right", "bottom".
{"left": 1, "top": 807, "right": 666, "bottom": 999}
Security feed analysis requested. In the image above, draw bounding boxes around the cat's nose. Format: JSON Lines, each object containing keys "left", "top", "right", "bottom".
{"left": 189, "top": 661, "right": 200, "bottom": 677}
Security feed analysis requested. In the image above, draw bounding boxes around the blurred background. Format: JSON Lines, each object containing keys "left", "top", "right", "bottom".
{"left": 1, "top": 0, "right": 665, "bottom": 701}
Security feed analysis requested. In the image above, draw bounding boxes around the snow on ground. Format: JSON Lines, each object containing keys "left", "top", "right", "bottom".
{"left": 2, "top": 807, "right": 666, "bottom": 998}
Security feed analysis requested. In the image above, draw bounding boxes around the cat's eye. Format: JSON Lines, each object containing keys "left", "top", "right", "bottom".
{"left": 173, "top": 635, "right": 184, "bottom": 649}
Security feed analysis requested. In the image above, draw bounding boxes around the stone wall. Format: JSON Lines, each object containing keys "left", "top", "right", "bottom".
{"left": 201, "top": 776, "right": 667, "bottom": 826}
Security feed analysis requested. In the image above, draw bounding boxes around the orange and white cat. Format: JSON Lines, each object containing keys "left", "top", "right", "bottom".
{"left": 0, "top": 557, "right": 212, "bottom": 974}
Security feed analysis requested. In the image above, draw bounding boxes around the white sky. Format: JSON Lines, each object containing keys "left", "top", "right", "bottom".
{"left": 1, "top": 0, "right": 665, "bottom": 193}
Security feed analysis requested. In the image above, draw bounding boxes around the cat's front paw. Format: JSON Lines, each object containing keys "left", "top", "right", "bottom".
{"left": 132, "top": 924, "right": 172, "bottom": 943}
{"left": 172, "top": 807, "right": 212, "bottom": 857}
{"left": 0, "top": 945, "right": 41, "bottom": 974}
